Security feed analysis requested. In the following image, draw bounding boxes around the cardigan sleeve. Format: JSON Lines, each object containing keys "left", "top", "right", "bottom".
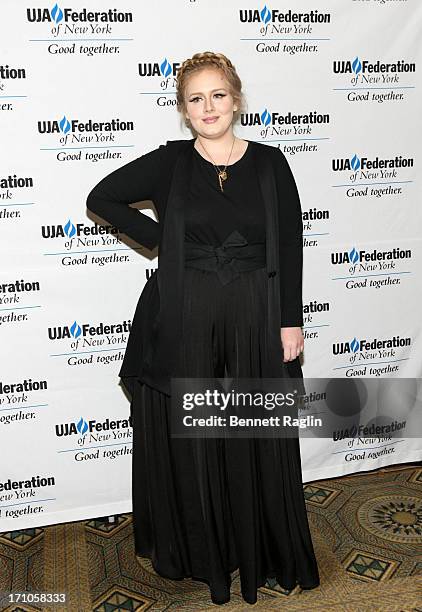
{"left": 85, "top": 144, "right": 165, "bottom": 250}
{"left": 275, "top": 149, "right": 304, "bottom": 327}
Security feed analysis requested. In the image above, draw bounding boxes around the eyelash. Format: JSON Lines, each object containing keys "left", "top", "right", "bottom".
{"left": 189, "top": 93, "right": 226, "bottom": 103}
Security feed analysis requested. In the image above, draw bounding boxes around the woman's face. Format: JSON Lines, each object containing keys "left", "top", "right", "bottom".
{"left": 184, "top": 67, "right": 238, "bottom": 139}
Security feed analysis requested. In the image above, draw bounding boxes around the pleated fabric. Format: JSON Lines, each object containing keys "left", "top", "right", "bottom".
{"left": 131, "top": 267, "right": 320, "bottom": 605}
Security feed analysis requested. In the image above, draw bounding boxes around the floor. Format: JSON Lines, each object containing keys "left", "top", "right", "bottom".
{"left": 0, "top": 463, "right": 421, "bottom": 611}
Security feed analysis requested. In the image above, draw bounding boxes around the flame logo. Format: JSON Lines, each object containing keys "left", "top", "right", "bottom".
{"left": 260, "top": 5, "right": 271, "bottom": 24}
{"left": 349, "top": 247, "right": 359, "bottom": 264}
{"left": 59, "top": 115, "right": 71, "bottom": 134}
{"left": 160, "top": 58, "right": 172, "bottom": 78}
{"left": 64, "top": 219, "right": 76, "bottom": 237}
{"left": 352, "top": 56, "right": 362, "bottom": 74}
{"left": 77, "top": 417, "right": 88, "bottom": 435}
{"left": 51, "top": 3, "right": 63, "bottom": 24}
{"left": 350, "top": 337, "right": 359, "bottom": 353}
{"left": 260, "top": 108, "right": 271, "bottom": 127}
{"left": 351, "top": 154, "right": 361, "bottom": 171}
{"left": 70, "top": 321, "right": 82, "bottom": 338}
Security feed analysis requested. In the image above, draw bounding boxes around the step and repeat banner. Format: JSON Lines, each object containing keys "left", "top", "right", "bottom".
{"left": 1, "top": 0, "right": 421, "bottom": 530}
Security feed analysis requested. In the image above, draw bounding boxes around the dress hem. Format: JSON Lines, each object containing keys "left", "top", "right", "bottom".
{"left": 135, "top": 549, "right": 320, "bottom": 605}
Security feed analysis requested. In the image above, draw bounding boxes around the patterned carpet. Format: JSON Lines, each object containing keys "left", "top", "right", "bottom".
{"left": 0, "top": 464, "right": 421, "bottom": 611}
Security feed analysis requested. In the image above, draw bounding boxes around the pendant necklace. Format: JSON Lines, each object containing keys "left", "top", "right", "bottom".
{"left": 197, "top": 135, "right": 236, "bottom": 192}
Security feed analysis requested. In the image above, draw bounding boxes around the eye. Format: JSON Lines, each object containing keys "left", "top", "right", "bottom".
{"left": 189, "top": 96, "right": 201, "bottom": 103}
{"left": 214, "top": 93, "right": 226, "bottom": 98}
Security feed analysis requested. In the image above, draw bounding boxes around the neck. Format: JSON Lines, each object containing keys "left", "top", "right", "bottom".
{"left": 196, "top": 129, "right": 236, "bottom": 156}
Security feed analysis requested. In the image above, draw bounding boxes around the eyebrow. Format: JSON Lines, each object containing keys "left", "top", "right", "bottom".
{"left": 187, "top": 88, "right": 228, "bottom": 97}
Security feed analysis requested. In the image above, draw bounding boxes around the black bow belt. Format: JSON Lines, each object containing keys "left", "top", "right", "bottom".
{"left": 184, "top": 230, "right": 266, "bottom": 285}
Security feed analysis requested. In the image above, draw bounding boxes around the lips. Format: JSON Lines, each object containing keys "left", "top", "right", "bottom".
{"left": 203, "top": 117, "right": 218, "bottom": 124}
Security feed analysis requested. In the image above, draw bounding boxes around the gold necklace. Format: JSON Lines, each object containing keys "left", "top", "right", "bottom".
{"left": 197, "top": 135, "right": 236, "bottom": 192}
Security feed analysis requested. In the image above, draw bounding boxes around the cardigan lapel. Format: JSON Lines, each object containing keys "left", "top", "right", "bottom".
{"left": 253, "top": 142, "right": 304, "bottom": 388}
{"left": 146, "top": 138, "right": 194, "bottom": 393}
{"left": 252, "top": 142, "right": 282, "bottom": 348}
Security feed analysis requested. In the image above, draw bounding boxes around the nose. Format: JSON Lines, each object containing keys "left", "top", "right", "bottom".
{"left": 204, "top": 96, "right": 215, "bottom": 113}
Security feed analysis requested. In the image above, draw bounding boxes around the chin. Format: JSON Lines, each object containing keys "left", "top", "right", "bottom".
{"left": 197, "top": 122, "right": 231, "bottom": 137}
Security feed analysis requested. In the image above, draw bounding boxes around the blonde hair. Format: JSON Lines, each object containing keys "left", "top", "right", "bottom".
{"left": 176, "top": 51, "right": 245, "bottom": 128}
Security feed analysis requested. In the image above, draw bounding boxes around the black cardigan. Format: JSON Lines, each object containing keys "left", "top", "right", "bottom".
{"left": 86, "top": 138, "right": 304, "bottom": 396}
{"left": 86, "top": 139, "right": 303, "bottom": 328}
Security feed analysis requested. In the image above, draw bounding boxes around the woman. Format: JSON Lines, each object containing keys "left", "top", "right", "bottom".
{"left": 86, "top": 51, "right": 320, "bottom": 605}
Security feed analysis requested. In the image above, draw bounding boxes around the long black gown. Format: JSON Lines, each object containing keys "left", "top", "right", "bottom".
{"left": 131, "top": 143, "right": 320, "bottom": 605}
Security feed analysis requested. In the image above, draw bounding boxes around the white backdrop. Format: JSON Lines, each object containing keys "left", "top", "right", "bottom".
{"left": 1, "top": 0, "right": 421, "bottom": 531}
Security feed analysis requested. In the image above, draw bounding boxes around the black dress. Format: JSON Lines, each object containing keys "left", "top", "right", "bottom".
{"left": 131, "top": 143, "right": 320, "bottom": 605}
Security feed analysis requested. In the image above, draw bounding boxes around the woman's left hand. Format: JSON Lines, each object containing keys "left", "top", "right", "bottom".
{"left": 280, "top": 327, "right": 304, "bottom": 362}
